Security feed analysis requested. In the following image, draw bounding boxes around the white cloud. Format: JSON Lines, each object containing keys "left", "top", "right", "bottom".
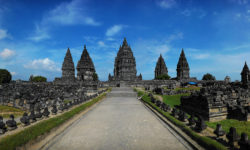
{"left": 0, "top": 48, "right": 15, "bottom": 59}
{"left": 24, "top": 58, "right": 60, "bottom": 72}
{"left": 98, "top": 41, "right": 105, "bottom": 47}
{"left": 11, "top": 72, "right": 16, "bottom": 76}
{"left": 0, "top": 29, "right": 9, "bottom": 40}
{"left": 44, "top": 0, "right": 100, "bottom": 26}
{"left": 106, "top": 25, "right": 123, "bottom": 37}
{"left": 181, "top": 9, "right": 207, "bottom": 18}
{"left": 156, "top": 0, "right": 177, "bottom": 9}
{"left": 29, "top": 0, "right": 100, "bottom": 42}
{"left": 191, "top": 53, "right": 211, "bottom": 59}
{"left": 167, "top": 32, "right": 183, "bottom": 42}
{"left": 29, "top": 24, "right": 50, "bottom": 42}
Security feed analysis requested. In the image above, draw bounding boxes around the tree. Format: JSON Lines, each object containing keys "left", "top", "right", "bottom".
{"left": 92, "top": 72, "right": 98, "bottom": 81}
{"left": 0, "top": 69, "right": 12, "bottom": 83}
{"left": 155, "top": 74, "right": 171, "bottom": 80}
{"left": 202, "top": 73, "right": 216, "bottom": 81}
{"left": 30, "top": 76, "right": 47, "bottom": 82}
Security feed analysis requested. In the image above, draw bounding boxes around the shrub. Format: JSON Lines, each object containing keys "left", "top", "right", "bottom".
{"left": 202, "top": 73, "right": 216, "bottom": 81}
{"left": 30, "top": 76, "right": 47, "bottom": 82}
{"left": 0, "top": 69, "right": 12, "bottom": 83}
{"left": 155, "top": 74, "right": 171, "bottom": 80}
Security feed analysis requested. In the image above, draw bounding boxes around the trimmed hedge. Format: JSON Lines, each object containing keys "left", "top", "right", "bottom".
{"left": 0, "top": 92, "right": 108, "bottom": 150}
{"left": 135, "top": 88, "right": 227, "bottom": 150}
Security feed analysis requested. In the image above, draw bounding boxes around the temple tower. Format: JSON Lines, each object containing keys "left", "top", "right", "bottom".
{"left": 241, "top": 62, "right": 250, "bottom": 87}
{"left": 177, "top": 49, "right": 190, "bottom": 80}
{"left": 112, "top": 38, "right": 137, "bottom": 81}
{"left": 76, "top": 45, "right": 96, "bottom": 81}
{"left": 62, "top": 48, "right": 75, "bottom": 80}
{"left": 155, "top": 54, "right": 168, "bottom": 79}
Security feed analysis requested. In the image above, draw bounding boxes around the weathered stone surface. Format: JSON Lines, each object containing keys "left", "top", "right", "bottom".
{"left": 109, "top": 38, "right": 141, "bottom": 81}
{"left": 154, "top": 54, "right": 168, "bottom": 79}
{"left": 6, "top": 114, "right": 17, "bottom": 130}
{"left": 77, "top": 45, "right": 96, "bottom": 81}
{"left": 181, "top": 81, "right": 250, "bottom": 121}
{"left": 62, "top": 48, "right": 75, "bottom": 81}
{"left": 241, "top": 62, "right": 250, "bottom": 88}
{"left": 177, "top": 49, "right": 190, "bottom": 80}
{"left": 0, "top": 116, "right": 7, "bottom": 134}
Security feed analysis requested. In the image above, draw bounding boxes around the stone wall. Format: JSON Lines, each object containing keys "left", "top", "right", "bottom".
{"left": 181, "top": 82, "right": 250, "bottom": 121}
{"left": 0, "top": 81, "right": 86, "bottom": 110}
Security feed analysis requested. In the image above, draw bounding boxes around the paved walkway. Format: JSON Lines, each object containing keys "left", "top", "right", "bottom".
{"left": 43, "top": 87, "right": 189, "bottom": 150}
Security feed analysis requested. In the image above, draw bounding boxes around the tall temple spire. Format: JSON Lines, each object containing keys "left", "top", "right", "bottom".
{"left": 176, "top": 49, "right": 190, "bottom": 80}
{"left": 62, "top": 48, "right": 75, "bottom": 80}
{"left": 77, "top": 45, "right": 96, "bottom": 81}
{"left": 122, "top": 37, "right": 128, "bottom": 46}
{"left": 111, "top": 38, "right": 137, "bottom": 81}
{"left": 155, "top": 54, "right": 168, "bottom": 79}
{"left": 241, "top": 61, "right": 250, "bottom": 88}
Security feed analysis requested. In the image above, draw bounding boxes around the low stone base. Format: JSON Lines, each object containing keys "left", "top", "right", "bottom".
{"left": 7, "top": 126, "right": 17, "bottom": 131}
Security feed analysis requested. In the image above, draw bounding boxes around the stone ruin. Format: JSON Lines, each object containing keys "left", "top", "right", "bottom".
{"left": 181, "top": 81, "right": 250, "bottom": 121}
{"left": 154, "top": 54, "right": 168, "bottom": 79}
{"left": 0, "top": 82, "right": 85, "bottom": 111}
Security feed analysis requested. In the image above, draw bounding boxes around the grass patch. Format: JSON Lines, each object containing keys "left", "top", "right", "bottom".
{"left": 0, "top": 105, "right": 24, "bottom": 118}
{"left": 206, "top": 119, "right": 250, "bottom": 137}
{"left": 174, "top": 86, "right": 200, "bottom": 91}
{"left": 0, "top": 91, "right": 109, "bottom": 150}
{"left": 63, "top": 100, "right": 71, "bottom": 104}
{"left": 134, "top": 88, "right": 227, "bottom": 150}
{"left": 162, "top": 93, "right": 190, "bottom": 107}
{"left": 0, "top": 105, "right": 24, "bottom": 113}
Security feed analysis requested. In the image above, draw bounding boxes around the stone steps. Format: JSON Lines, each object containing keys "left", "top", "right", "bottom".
{"left": 107, "top": 87, "right": 137, "bottom": 97}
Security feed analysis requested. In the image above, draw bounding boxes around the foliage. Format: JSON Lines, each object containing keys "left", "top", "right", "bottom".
{"left": 202, "top": 73, "right": 216, "bottom": 81}
{"left": 206, "top": 119, "right": 250, "bottom": 137}
{"left": 155, "top": 74, "right": 170, "bottom": 80}
{"left": 0, "top": 69, "right": 12, "bottom": 83}
{"left": 30, "top": 75, "right": 47, "bottom": 82}
{"left": 162, "top": 93, "right": 190, "bottom": 107}
{"left": 134, "top": 88, "right": 227, "bottom": 150}
{"left": 92, "top": 72, "right": 98, "bottom": 81}
{"left": 0, "top": 92, "right": 108, "bottom": 150}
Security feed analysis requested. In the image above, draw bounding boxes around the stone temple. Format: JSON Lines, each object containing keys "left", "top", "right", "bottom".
{"left": 77, "top": 45, "right": 96, "bottom": 81}
{"left": 176, "top": 49, "right": 190, "bottom": 80}
{"left": 109, "top": 38, "right": 141, "bottom": 81}
{"left": 61, "top": 48, "right": 75, "bottom": 81}
{"left": 154, "top": 54, "right": 168, "bottom": 79}
{"left": 241, "top": 62, "right": 250, "bottom": 88}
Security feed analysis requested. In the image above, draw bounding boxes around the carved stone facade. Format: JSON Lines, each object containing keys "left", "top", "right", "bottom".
{"left": 62, "top": 48, "right": 75, "bottom": 81}
{"left": 177, "top": 49, "right": 190, "bottom": 80}
{"left": 155, "top": 54, "right": 168, "bottom": 79}
{"left": 241, "top": 62, "right": 250, "bottom": 88}
{"left": 109, "top": 38, "right": 141, "bottom": 81}
{"left": 77, "top": 45, "right": 96, "bottom": 81}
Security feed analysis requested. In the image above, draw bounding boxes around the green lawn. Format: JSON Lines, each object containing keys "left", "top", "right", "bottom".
{"left": 206, "top": 119, "right": 250, "bottom": 137}
{"left": 162, "top": 93, "right": 190, "bottom": 107}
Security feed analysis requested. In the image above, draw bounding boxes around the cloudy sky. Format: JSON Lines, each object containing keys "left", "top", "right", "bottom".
{"left": 0, "top": 0, "right": 249, "bottom": 81}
